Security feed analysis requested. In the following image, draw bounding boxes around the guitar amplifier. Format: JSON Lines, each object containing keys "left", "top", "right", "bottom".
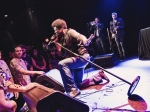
{"left": 92, "top": 53, "right": 118, "bottom": 68}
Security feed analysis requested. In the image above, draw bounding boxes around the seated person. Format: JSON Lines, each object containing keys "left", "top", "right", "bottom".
{"left": 31, "top": 48, "right": 47, "bottom": 71}
{"left": 0, "top": 50, "right": 18, "bottom": 100}
{"left": 48, "top": 47, "right": 62, "bottom": 70}
{"left": 0, "top": 75, "right": 39, "bottom": 112}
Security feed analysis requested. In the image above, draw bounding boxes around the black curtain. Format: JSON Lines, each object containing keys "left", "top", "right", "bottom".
{"left": 138, "top": 27, "right": 150, "bottom": 60}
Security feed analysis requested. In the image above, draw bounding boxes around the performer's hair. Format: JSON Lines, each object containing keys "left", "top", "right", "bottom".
{"left": 95, "top": 17, "right": 100, "bottom": 20}
{"left": 112, "top": 12, "right": 117, "bottom": 15}
{"left": 51, "top": 19, "right": 67, "bottom": 29}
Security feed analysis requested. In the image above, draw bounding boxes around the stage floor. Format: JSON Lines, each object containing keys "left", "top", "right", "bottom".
{"left": 46, "top": 56, "right": 150, "bottom": 112}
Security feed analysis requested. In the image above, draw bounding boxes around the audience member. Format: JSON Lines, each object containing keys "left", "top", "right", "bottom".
{"left": 48, "top": 47, "right": 62, "bottom": 70}
{"left": 10, "top": 45, "right": 44, "bottom": 111}
{"left": 31, "top": 48, "right": 47, "bottom": 71}
{"left": 20, "top": 44, "right": 33, "bottom": 71}
{"left": 0, "top": 75, "right": 39, "bottom": 112}
{"left": 0, "top": 50, "right": 18, "bottom": 100}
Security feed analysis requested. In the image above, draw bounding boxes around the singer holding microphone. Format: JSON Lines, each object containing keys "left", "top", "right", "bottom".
{"left": 88, "top": 17, "right": 106, "bottom": 56}
{"left": 49, "top": 18, "right": 94, "bottom": 97}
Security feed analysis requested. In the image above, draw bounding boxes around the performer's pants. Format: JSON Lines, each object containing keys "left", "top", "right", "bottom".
{"left": 58, "top": 53, "right": 90, "bottom": 92}
{"left": 115, "top": 35, "right": 125, "bottom": 57}
{"left": 93, "top": 37, "right": 106, "bottom": 55}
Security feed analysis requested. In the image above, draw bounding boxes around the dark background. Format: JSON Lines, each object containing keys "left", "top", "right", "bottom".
{"left": 0, "top": 0, "right": 150, "bottom": 57}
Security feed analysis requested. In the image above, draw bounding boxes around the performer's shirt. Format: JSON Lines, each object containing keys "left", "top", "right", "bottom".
{"left": 58, "top": 28, "right": 88, "bottom": 58}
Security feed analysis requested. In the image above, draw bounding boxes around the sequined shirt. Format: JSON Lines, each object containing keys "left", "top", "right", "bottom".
{"left": 0, "top": 60, "right": 12, "bottom": 79}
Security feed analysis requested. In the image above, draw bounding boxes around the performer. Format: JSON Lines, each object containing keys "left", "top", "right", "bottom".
{"left": 89, "top": 17, "right": 106, "bottom": 56}
{"left": 110, "top": 12, "right": 125, "bottom": 60}
{"left": 50, "top": 18, "right": 94, "bottom": 97}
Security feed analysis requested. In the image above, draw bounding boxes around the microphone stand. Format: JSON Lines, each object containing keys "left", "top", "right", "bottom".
{"left": 54, "top": 42, "right": 131, "bottom": 85}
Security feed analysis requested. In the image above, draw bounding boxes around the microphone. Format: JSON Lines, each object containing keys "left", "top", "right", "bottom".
{"left": 48, "top": 34, "right": 57, "bottom": 45}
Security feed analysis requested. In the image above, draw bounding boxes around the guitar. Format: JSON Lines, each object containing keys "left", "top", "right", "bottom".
{"left": 112, "top": 20, "right": 118, "bottom": 39}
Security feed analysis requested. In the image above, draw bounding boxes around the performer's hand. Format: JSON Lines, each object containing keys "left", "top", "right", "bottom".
{"left": 51, "top": 35, "right": 58, "bottom": 43}
{"left": 112, "top": 33, "right": 117, "bottom": 39}
{"left": 84, "top": 34, "right": 94, "bottom": 46}
{"left": 90, "top": 21, "right": 96, "bottom": 26}
{"left": 45, "top": 38, "right": 49, "bottom": 42}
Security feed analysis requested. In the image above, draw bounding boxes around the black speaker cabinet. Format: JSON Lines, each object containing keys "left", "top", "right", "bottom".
{"left": 93, "top": 53, "right": 118, "bottom": 68}
{"left": 36, "top": 75, "right": 65, "bottom": 93}
{"left": 23, "top": 85, "right": 89, "bottom": 112}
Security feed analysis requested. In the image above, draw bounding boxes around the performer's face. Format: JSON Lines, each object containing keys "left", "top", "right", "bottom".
{"left": 112, "top": 14, "right": 117, "bottom": 20}
{"left": 54, "top": 27, "right": 63, "bottom": 35}
{"left": 95, "top": 18, "right": 99, "bottom": 23}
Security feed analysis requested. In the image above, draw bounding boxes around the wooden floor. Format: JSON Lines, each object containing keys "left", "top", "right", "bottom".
{"left": 46, "top": 56, "right": 150, "bottom": 112}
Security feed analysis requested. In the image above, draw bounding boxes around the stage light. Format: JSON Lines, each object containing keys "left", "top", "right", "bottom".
{"left": 4, "top": 15, "right": 8, "bottom": 17}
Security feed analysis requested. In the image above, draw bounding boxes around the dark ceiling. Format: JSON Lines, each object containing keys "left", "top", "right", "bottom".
{"left": 0, "top": 0, "right": 150, "bottom": 56}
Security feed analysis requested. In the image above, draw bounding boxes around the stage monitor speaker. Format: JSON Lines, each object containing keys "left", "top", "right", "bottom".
{"left": 23, "top": 85, "right": 89, "bottom": 112}
{"left": 36, "top": 75, "right": 65, "bottom": 93}
{"left": 93, "top": 53, "right": 118, "bottom": 68}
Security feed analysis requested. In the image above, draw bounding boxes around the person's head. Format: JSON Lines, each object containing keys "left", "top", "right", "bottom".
{"left": 14, "top": 45, "right": 23, "bottom": 58}
{"left": 32, "top": 48, "right": 39, "bottom": 56}
{"left": 9, "top": 51, "right": 15, "bottom": 59}
{"left": 51, "top": 19, "right": 67, "bottom": 35}
{"left": 18, "top": 44, "right": 27, "bottom": 56}
{"left": 50, "top": 47, "right": 57, "bottom": 56}
{"left": 112, "top": 12, "right": 117, "bottom": 20}
{"left": 95, "top": 17, "right": 100, "bottom": 23}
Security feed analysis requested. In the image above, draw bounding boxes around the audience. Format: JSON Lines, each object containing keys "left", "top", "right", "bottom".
{"left": 9, "top": 45, "right": 44, "bottom": 111}
{"left": 20, "top": 44, "right": 33, "bottom": 71}
{"left": 31, "top": 48, "right": 47, "bottom": 71}
{"left": 0, "top": 75, "right": 39, "bottom": 112}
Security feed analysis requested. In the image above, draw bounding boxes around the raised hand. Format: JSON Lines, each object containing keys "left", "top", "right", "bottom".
{"left": 84, "top": 34, "right": 94, "bottom": 46}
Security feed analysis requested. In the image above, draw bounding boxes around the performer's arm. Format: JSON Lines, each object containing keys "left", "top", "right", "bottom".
{"left": 68, "top": 29, "right": 94, "bottom": 46}
{"left": 98, "top": 23, "right": 104, "bottom": 30}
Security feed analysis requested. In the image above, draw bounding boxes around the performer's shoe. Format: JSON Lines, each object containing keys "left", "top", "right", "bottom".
{"left": 68, "top": 88, "right": 81, "bottom": 98}
{"left": 119, "top": 55, "right": 125, "bottom": 61}
{"left": 80, "top": 70, "right": 109, "bottom": 89}
{"left": 98, "top": 70, "right": 110, "bottom": 82}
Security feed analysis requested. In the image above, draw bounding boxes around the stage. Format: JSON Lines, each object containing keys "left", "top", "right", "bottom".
{"left": 46, "top": 56, "right": 150, "bottom": 112}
